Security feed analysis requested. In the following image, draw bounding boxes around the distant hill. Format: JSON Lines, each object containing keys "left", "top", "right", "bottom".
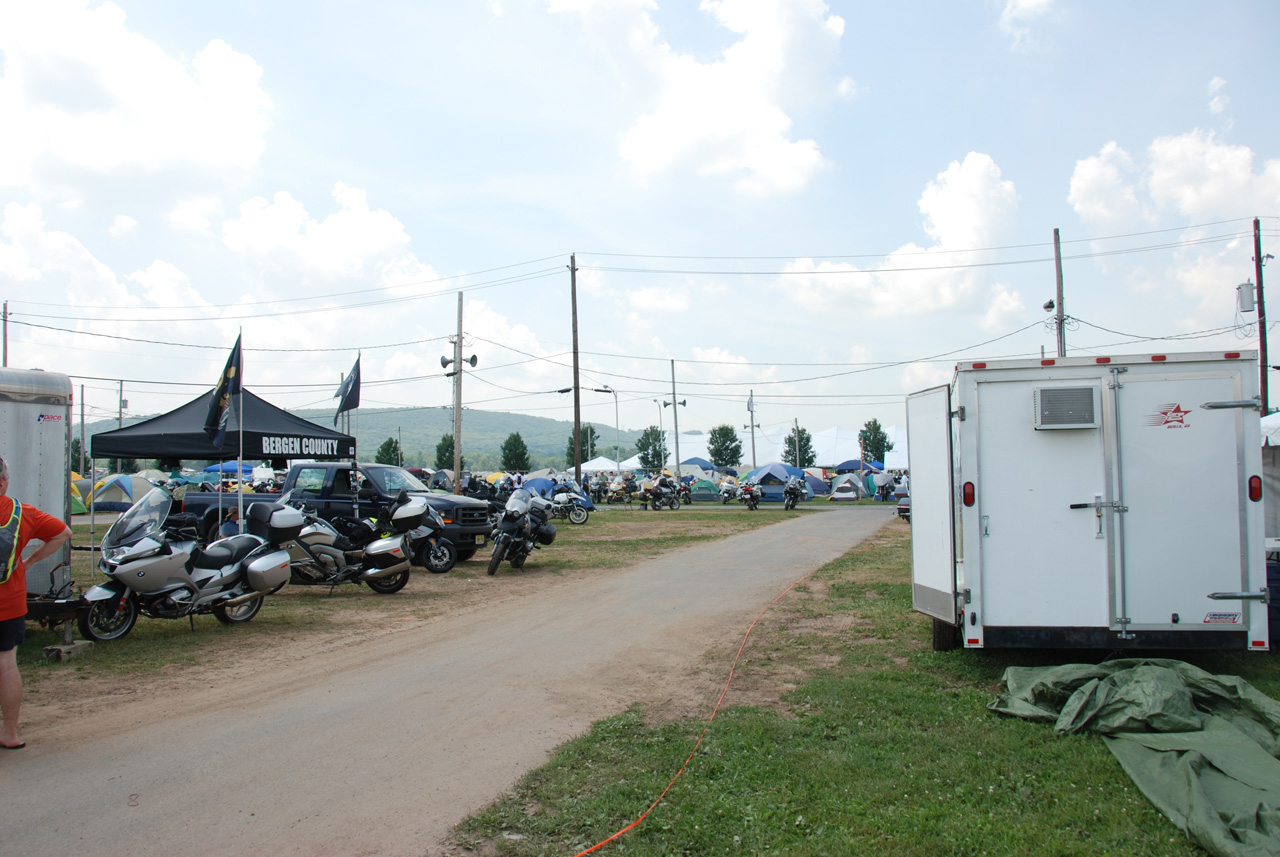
{"left": 78, "top": 406, "right": 640, "bottom": 471}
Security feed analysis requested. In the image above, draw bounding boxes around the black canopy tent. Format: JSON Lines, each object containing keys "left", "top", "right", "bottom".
{"left": 91, "top": 388, "right": 356, "bottom": 461}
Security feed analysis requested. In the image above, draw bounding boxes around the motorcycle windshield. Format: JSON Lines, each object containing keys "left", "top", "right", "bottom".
{"left": 102, "top": 487, "right": 172, "bottom": 550}
{"left": 504, "top": 489, "right": 533, "bottom": 517}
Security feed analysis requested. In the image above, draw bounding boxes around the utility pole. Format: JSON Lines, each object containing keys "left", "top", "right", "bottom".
{"left": 748, "top": 390, "right": 757, "bottom": 469}
{"left": 1255, "top": 217, "right": 1269, "bottom": 414}
{"left": 570, "top": 254, "right": 582, "bottom": 485}
{"left": 453, "top": 292, "right": 463, "bottom": 493}
{"left": 79, "top": 384, "right": 86, "bottom": 474}
{"left": 670, "top": 360, "right": 681, "bottom": 478}
{"left": 794, "top": 417, "right": 800, "bottom": 466}
{"left": 1053, "top": 228, "right": 1066, "bottom": 358}
{"left": 2, "top": 300, "right": 7, "bottom": 367}
{"left": 397, "top": 426, "right": 403, "bottom": 467}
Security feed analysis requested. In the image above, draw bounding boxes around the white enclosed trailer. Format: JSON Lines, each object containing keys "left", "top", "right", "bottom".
{"left": 0, "top": 368, "right": 73, "bottom": 597}
{"left": 908, "top": 351, "right": 1268, "bottom": 652}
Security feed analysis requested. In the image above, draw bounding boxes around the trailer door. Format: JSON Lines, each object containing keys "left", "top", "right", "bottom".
{"left": 907, "top": 385, "right": 956, "bottom": 622}
{"left": 1111, "top": 369, "right": 1256, "bottom": 633}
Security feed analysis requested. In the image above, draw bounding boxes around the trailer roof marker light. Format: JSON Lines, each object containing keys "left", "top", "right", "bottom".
{"left": 1225, "top": 352, "right": 1241, "bottom": 359}
{"left": 1151, "top": 355, "right": 1167, "bottom": 362}
{"left": 971, "top": 362, "right": 987, "bottom": 369}
{"left": 1096, "top": 357, "right": 1111, "bottom": 364}
{"left": 1041, "top": 359, "right": 1056, "bottom": 366}
{"left": 963, "top": 481, "right": 975, "bottom": 507}
{"left": 1249, "top": 475, "right": 1262, "bottom": 502}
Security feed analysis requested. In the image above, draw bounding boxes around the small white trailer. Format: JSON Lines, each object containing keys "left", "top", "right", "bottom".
{"left": 907, "top": 351, "right": 1269, "bottom": 652}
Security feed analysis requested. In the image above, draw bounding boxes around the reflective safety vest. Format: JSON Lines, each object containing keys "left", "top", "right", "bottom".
{"left": 0, "top": 498, "right": 22, "bottom": 585}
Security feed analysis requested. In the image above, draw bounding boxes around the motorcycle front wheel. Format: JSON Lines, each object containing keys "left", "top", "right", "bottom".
{"left": 487, "top": 541, "right": 508, "bottom": 575}
{"left": 568, "top": 506, "right": 588, "bottom": 525}
{"left": 366, "top": 569, "right": 411, "bottom": 594}
{"left": 78, "top": 593, "right": 139, "bottom": 642}
{"left": 213, "top": 596, "right": 263, "bottom": 625}
{"left": 670, "top": 499, "right": 681, "bottom": 511}
{"left": 423, "top": 540, "right": 457, "bottom": 574}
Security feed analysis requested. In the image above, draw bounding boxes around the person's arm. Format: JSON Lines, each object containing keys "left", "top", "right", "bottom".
{"left": 24, "top": 524, "right": 72, "bottom": 567}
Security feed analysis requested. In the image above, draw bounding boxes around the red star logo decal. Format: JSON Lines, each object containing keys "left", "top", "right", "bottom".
{"left": 1158, "top": 404, "right": 1190, "bottom": 426}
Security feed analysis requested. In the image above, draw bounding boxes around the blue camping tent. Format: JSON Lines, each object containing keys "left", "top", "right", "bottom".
{"left": 204, "top": 462, "right": 254, "bottom": 475}
{"left": 681, "top": 456, "right": 715, "bottom": 470}
{"left": 834, "top": 459, "right": 879, "bottom": 472}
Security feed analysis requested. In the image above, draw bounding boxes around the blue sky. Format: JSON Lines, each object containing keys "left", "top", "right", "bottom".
{"left": 2, "top": 0, "right": 1278, "bottom": 452}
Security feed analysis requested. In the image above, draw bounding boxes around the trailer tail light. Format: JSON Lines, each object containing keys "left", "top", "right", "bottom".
{"left": 1095, "top": 357, "right": 1111, "bottom": 364}
{"left": 1249, "top": 476, "right": 1262, "bottom": 502}
{"left": 1253, "top": 640, "right": 1268, "bottom": 648}
{"left": 963, "top": 482, "right": 975, "bottom": 507}
{"left": 1151, "top": 355, "right": 1167, "bottom": 362}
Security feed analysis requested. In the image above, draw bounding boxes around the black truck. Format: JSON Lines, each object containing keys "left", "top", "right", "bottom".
{"left": 179, "top": 462, "right": 492, "bottom": 560}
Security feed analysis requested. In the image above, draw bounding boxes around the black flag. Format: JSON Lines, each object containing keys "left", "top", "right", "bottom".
{"left": 334, "top": 355, "right": 361, "bottom": 425}
{"left": 204, "top": 334, "right": 242, "bottom": 448}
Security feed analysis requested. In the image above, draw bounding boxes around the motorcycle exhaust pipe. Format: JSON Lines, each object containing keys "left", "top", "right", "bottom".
{"left": 360, "top": 558, "right": 411, "bottom": 580}
{"left": 222, "top": 589, "right": 268, "bottom": 608}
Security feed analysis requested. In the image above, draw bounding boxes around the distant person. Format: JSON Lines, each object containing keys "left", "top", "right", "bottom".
{"left": 512, "top": 471, "right": 525, "bottom": 490}
{"left": 0, "top": 455, "right": 73, "bottom": 750}
{"left": 219, "top": 507, "right": 241, "bottom": 538}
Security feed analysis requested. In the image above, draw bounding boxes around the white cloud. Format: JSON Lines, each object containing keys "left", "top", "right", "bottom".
{"left": 899, "top": 361, "right": 953, "bottom": 391}
{"left": 168, "top": 196, "right": 222, "bottom": 235}
{"left": 785, "top": 152, "right": 1021, "bottom": 319}
{"left": 1066, "top": 141, "right": 1148, "bottom": 229}
{"left": 557, "top": 0, "right": 846, "bottom": 195}
{"left": 222, "top": 183, "right": 417, "bottom": 281}
{"left": 108, "top": 214, "right": 137, "bottom": 237}
{"left": 1208, "top": 76, "right": 1229, "bottom": 115}
{"left": 998, "top": 0, "right": 1053, "bottom": 50}
{"left": 627, "top": 286, "right": 691, "bottom": 312}
{"left": 0, "top": 0, "right": 272, "bottom": 194}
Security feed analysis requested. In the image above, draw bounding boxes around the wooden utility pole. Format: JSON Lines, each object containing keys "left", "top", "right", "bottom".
{"left": 2, "top": 300, "right": 7, "bottom": 367}
{"left": 1256, "top": 218, "right": 1269, "bottom": 415}
{"left": 571, "top": 254, "right": 582, "bottom": 485}
{"left": 670, "top": 360, "right": 681, "bottom": 479}
{"left": 453, "top": 292, "right": 463, "bottom": 493}
{"left": 1053, "top": 228, "right": 1066, "bottom": 358}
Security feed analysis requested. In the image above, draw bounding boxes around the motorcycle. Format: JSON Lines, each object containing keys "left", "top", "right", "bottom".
{"left": 644, "top": 482, "right": 681, "bottom": 511}
{"left": 720, "top": 481, "right": 738, "bottom": 504}
{"left": 79, "top": 487, "right": 301, "bottom": 642}
{"left": 783, "top": 479, "right": 805, "bottom": 511}
{"left": 606, "top": 477, "right": 637, "bottom": 505}
{"left": 487, "top": 488, "right": 557, "bottom": 575}
{"left": 548, "top": 488, "right": 590, "bottom": 525}
{"left": 677, "top": 482, "right": 692, "bottom": 505}
{"left": 737, "top": 483, "right": 763, "bottom": 511}
{"left": 284, "top": 490, "right": 454, "bottom": 593}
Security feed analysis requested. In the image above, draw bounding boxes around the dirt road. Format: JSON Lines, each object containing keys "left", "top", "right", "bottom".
{"left": 4, "top": 507, "right": 892, "bottom": 856}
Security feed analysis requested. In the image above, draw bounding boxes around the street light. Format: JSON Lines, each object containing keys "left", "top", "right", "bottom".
{"left": 592, "top": 387, "right": 620, "bottom": 469}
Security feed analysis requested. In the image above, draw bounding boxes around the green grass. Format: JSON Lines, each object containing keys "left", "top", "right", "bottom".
{"left": 450, "top": 524, "right": 1280, "bottom": 857}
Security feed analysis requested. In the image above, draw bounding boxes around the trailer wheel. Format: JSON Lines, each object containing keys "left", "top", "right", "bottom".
{"left": 931, "top": 618, "right": 960, "bottom": 652}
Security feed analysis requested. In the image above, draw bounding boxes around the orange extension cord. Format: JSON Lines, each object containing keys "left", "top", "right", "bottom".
{"left": 571, "top": 546, "right": 866, "bottom": 857}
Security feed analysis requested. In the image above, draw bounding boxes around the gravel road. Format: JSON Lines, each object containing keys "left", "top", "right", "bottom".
{"left": 4, "top": 507, "right": 892, "bottom": 856}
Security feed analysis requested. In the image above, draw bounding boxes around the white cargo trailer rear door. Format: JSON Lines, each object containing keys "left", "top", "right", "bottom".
{"left": 907, "top": 385, "right": 956, "bottom": 621}
{"left": 1111, "top": 367, "right": 1259, "bottom": 635}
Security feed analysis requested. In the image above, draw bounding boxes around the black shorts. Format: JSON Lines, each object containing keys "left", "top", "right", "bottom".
{"left": 0, "top": 615, "right": 25, "bottom": 652}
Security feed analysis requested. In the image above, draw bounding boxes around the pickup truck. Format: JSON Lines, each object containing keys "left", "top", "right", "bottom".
{"left": 178, "top": 462, "right": 492, "bottom": 561}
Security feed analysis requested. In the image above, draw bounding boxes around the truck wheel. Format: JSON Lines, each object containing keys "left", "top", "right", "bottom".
{"left": 931, "top": 618, "right": 960, "bottom": 652}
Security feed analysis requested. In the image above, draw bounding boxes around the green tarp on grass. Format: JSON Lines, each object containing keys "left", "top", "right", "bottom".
{"left": 990, "top": 659, "right": 1280, "bottom": 857}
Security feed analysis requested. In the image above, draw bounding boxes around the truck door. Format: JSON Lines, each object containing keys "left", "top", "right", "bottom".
{"left": 907, "top": 385, "right": 957, "bottom": 623}
{"left": 1109, "top": 368, "right": 1259, "bottom": 636}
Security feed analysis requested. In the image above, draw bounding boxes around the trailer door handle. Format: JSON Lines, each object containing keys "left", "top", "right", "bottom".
{"left": 1201, "top": 398, "right": 1260, "bottom": 411}
{"left": 1209, "top": 590, "right": 1269, "bottom": 602}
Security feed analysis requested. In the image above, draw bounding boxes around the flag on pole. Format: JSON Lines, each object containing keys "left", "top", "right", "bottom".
{"left": 204, "top": 334, "right": 242, "bottom": 448}
{"left": 747, "top": 392, "right": 754, "bottom": 413}
{"left": 334, "top": 355, "right": 361, "bottom": 425}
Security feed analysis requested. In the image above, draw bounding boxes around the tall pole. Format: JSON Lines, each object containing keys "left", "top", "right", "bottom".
{"left": 1053, "top": 227, "right": 1066, "bottom": 358}
{"left": 1255, "top": 217, "right": 1269, "bottom": 415}
{"left": 611, "top": 389, "right": 620, "bottom": 469}
{"left": 2, "top": 300, "right": 7, "bottom": 367}
{"left": 670, "top": 360, "right": 681, "bottom": 478}
{"left": 794, "top": 417, "right": 800, "bottom": 466}
{"left": 570, "top": 254, "right": 582, "bottom": 485}
{"left": 749, "top": 389, "right": 757, "bottom": 469}
{"left": 398, "top": 426, "right": 403, "bottom": 467}
{"left": 453, "top": 292, "right": 463, "bottom": 493}
{"left": 79, "top": 384, "right": 86, "bottom": 474}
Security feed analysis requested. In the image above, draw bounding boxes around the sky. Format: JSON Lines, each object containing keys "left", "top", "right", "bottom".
{"left": 2, "top": 0, "right": 1279, "bottom": 455}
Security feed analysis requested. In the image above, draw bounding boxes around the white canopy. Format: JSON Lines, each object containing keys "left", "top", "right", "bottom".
{"left": 1263, "top": 412, "right": 1280, "bottom": 446}
{"left": 581, "top": 456, "right": 621, "bottom": 472}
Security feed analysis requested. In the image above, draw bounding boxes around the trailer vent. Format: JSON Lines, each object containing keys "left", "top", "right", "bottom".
{"left": 1033, "top": 387, "right": 1098, "bottom": 430}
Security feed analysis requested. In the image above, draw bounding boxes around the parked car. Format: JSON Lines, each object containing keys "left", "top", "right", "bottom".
{"left": 896, "top": 494, "right": 910, "bottom": 522}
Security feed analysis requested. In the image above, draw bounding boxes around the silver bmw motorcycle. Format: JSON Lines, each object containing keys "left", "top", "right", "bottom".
{"left": 79, "top": 487, "right": 302, "bottom": 642}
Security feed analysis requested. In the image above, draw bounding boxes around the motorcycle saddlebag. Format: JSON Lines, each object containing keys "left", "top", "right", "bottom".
{"left": 365, "top": 534, "right": 408, "bottom": 569}
{"left": 536, "top": 522, "right": 557, "bottom": 546}
{"left": 246, "top": 503, "right": 305, "bottom": 545}
{"left": 245, "top": 548, "right": 291, "bottom": 592}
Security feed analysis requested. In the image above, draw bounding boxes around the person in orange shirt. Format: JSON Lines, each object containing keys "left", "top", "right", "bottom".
{"left": 0, "top": 456, "right": 72, "bottom": 750}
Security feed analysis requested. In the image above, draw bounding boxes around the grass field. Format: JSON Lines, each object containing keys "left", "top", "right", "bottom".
{"left": 449, "top": 522, "right": 1280, "bottom": 857}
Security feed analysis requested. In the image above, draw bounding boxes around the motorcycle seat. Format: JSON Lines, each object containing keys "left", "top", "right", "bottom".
{"left": 194, "top": 535, "right": 260, "bottom": 569}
